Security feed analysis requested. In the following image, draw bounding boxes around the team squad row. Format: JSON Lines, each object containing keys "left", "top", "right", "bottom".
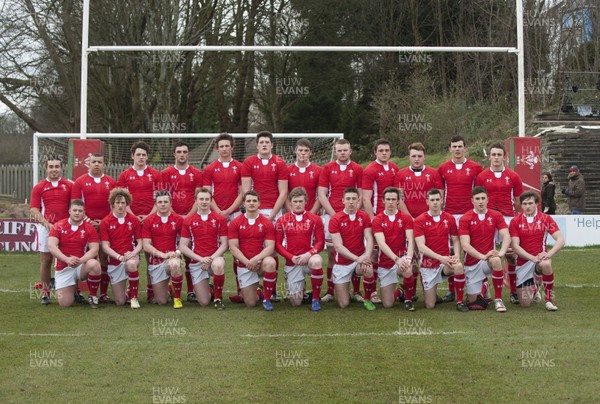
{"left": 31, "top": 133, "right": 562, "bottom": 312}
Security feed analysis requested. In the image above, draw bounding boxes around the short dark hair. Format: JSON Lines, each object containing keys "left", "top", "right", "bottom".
{"left": 172, "top": 141, "right": 189, "bottom": 154}
{"left": 154, "top": 190, "right": 171, "bottom": 201}
{"left": 343, "top": 187, "right": 359, "bottom": 196}
{"left": 520, "top": 190, "right": 540, "bottom": 204}
{"left": 382, "top": 187, "right": 400, "bottom": 200}
{"left": 131, "top": 141, "right": 150, "bottom": 156}
{"left": 90, "top": 153, "right": 104, "bottom": 159}
{"left": 215, "top": 133, "right": 234, "bottom": 148}
{"left": 427, "top": 188, "right": 442, "bottom": 199}
{"left": 243, "top": 190, "right": 260, "bottom": 201}
{"left": 449, "top": 135, "right": 465, "bottom": 147}
{"left": 472, "top": 186, "right": 488, "bottom": 196}
{"left": 488, "top": 142, "right": 505, "bottom": 155}
{"left": 256, "top": 131, "right": 273, "bottom": 143}
{"left": 46, "top": 156, "right": 62, "bottom": 167}
{"left": 295, "top": 138, "right": 313, "bottom": 150}
{"left": 70, "top": 199, "right": 85, "bottom": 208}
{"left": 373, "top": 138, "right": 391, "bottom": 152}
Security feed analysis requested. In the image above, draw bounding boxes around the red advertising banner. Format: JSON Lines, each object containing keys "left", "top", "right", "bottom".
{"left": 67, "top": 139, "right": 105, "bottom": 181}
{"left": 506, "top": 137, "right": 542, "bottom": 193}
{"left": 0, "top": 218, "right": 38, "bottom": 252}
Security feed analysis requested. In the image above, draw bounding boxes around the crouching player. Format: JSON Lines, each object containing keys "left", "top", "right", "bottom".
{"left": 179, "top": 188, "right": 228, "bottom": 310}
{"left": 330, "top": 187, "right": 375, "bottom": 310}
{"left": 100, "top": 188, "right": 143, "bottom": 309}
{"left": 275, "top": 187, "right": 325, "bottom": 311}
{"left": 142, "top": 191, "right": 184, "bottom": 309}
{"left": 47, "top": 200, "right": 102, "bottom": 308}
{"left": 372, "top": 187, "right": 416, "bottom": 310}
{"left": 414, "top": 189, "right": 467, "bottom": 312}
{"left": 459, "top": 187, "right": 511, "bottom": 312}
{"left": 228, "top": 191, "right": 277, "bottom": 310}
{"left": 509, "top": 191, "right": 564, "bottom": 311}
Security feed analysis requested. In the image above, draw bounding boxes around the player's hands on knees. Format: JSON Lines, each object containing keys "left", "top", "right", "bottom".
{"left": 247, "top": 257, "right": 261, "bottom": 271}
{"left": 67, "top": 256, "right": 81, "bottom": 267}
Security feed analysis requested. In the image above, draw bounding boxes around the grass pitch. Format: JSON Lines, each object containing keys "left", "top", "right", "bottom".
{"left": 1, "top": 249, "right": 599, "bottom": 403}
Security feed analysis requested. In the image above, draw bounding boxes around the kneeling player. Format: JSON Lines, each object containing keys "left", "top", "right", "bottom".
{"left": 47, "top": 200, "right": 102, "bottom": 308}
{"left": 330, "top": 187, "right": 375, "bottom": 310}
{"left": 414, "top": 189, "right": 467, "bottom": 312}
{"left": 459, "top": 187, "right": 511, "bottom": 312}
{"left": 179, "top": 188, "right": 228, "bottom": 310}
{"left": 228, "top": 191, "right": 277, "bottom": 310}
{"left": 142, "top": 191, "right": 184, "bottom": 308}
{"left": 275, "top": 187, "right": 325, "bottom": 311}
{"left": 372, "top": 187, "right": 416, "bottom": 310}
{"left": 100, "top": 188, "right": 143, "bottom": 309}
{"left": 509, "top": 191, "right": 564, "bottom": 311}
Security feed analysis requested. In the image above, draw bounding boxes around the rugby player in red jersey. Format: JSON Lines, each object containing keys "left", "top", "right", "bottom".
{"left": 241, "top": 131, "right": 289, "bottom": 302}
{"left": 509, "top": 191, "right": 564, "bottom": 311}
{"left": 475, "top": 143, "right": 524, "bottom": 304}
{"left": 329, "top": 187, "right": 375, "bottom": 310}
{"left": 142, "top": 191, "right": 184, "bottom": 309}
{"left": 71, "top": 153, "right": 117, "bottom": 303}
{"left": 161, "top": 141, "right": 202, "bottom": 302}
{"left": 318, "top": 139, "right": 364, "bottom": 303}
{"left": 459, "top": 187, "right": 511, "bottom": 312}
{"left": 362, "top": 139, "right": 399, "bottom": 304}
{"left": 117, "top": 141, "right": 164, "bottom": 303}
{"left": 203, "top": 133, "right": 244, "bottom": 302}
{"left": 179, "top": 188, "right": 228, "bottom": 310}
{"left": 413, "top": 189, "right": 467, "bottom": 312}
{"left": 30, "top": 157, "right": 72, "bottom": 305}
{"left": 372, "top": 187, "right": 415, "bottom": 310}
{"left": 228, "top": 191, "right": 277, "bottom": 310}
{"left": 286, "top": 139, "right": 322, "bottom": 214}
{"left": 47, "top": 200, "right": 101, "bottom": 308}
{"left": 276, "top": 187, "right": 325, "bottom": 311}
{"left": 100, "top": 188, "right": 143, "bottom": 309}
{"left": 438, "top": 135, "right": 482, "bottom": 303}
{"left": 395, "top": 143, "right": 443, "bottom": 301}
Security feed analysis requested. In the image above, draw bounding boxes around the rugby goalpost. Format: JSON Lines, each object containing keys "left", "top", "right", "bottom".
{"left": 33, "top": 0, "right": 527, "bottom": 183}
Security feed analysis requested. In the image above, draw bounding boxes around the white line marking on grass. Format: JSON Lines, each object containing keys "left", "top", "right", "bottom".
{"left": 0, "top": 332, "right": 86, "bottom": 337}
{"left": 0, "top": 289, "right": 27, "bottom": 293}
{"left": 562, "top": 284, "right": 600, "bottom": 288}
{"left": 241, "top": 331, "right": 466, "bottom": 338}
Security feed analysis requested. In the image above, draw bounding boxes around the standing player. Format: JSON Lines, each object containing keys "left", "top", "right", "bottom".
{"left": 329, "top": 187, "right": 375, "bottom": 310}
{"left": 438, "top": 135, "right": 482, "bottom": 303}
{"left": 30, "top": 157, "right": 72, "bottom": 305}
{"left": 395, "top": 143, "right": 443, "bottom": 300}
{"left": 228, "top": 191, "right": 277, "bottom": 310}
{"left": 179, "top": 188, "right": 228, "bottom": 310}
{"left": 509, "top": 191, "right": 564, "bottom": 311}
{"left": 100, "top": 188, "right": 143, "bottom": 309}
{"left": 202, "top": 133, "right": 243, "bottom": 302}
{"left": 47, "top": 200, "right": 102, "bottom": 308}
{"left": 372, "top": 187, "right": 416, "bottom": 310}
{"left": 318, "top": 139, "right": 364, "bottom": 302}
{"left": 71, "top": 153, "right": 117, "bottom": 303}
{"left": 117, "top": 141, "right": 163, "bottom": 222}
{"left": 161, "top": 141, "right": 203, "bottom": 302}
{"left": 275, "top": 187, "right": 325, "bottom": 311}
{"left": 475, "top": 143, "right": 524, "bottom": 304}
{"left": 286, "top": 139, "right": 323, "bottom": 214}
{"left": 241, "top": 131, "right": 289, "bottom": 222}
{"left": 117, "top": 141, "right": 164, "bottom": 303}
{"left": 362, "top": 138, "right": 399, "bottom": 304}
{"left": 142, "top": 191, "right": 184, "bottom": 309}
{"left": 241, "top": 131, "right": 288, "bottom": 301}
{"left": 459, "top": 187, "right": 511, "bottom": 312}
{"left": 413, "top": 189, "right": 467, "bottom": 312}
